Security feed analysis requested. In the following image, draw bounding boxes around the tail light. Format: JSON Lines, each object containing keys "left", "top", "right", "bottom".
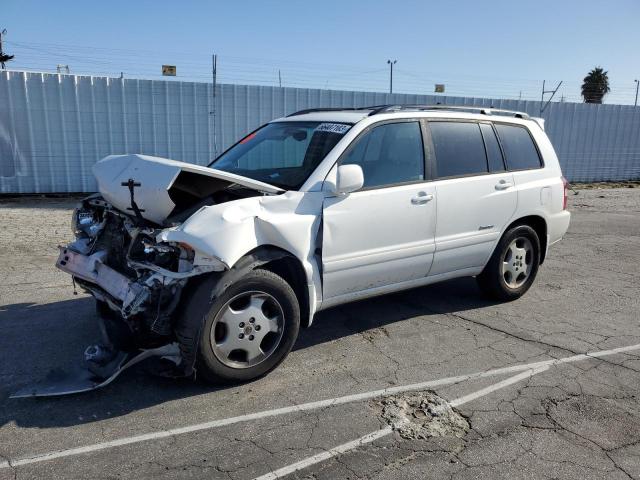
{"left": 562, "top": 176, "right": 569, "bottom": 210}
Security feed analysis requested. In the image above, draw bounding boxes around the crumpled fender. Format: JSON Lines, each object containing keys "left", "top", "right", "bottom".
{"left": 157, "top": 190, "right": 325, "bottom": 316}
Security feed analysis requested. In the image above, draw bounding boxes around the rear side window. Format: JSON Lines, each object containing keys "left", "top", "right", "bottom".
{"left": 429, "top": 122, "right": 488, "bottom": 178}
{"left": 480, "top": 124, "right": 505, "bottom": 172}
{"left": 494, "top": 124, "right": 542, "bottom": 170}
{"left": 342, "top": 121, "right": 424, "bottom": 188}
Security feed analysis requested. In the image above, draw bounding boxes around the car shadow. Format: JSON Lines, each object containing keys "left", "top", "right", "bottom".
{"left": 294, "top": 276, "right": 496, "bottom": 350}
{"left": 0, "top": 277, "right": 495, "bottom": 430}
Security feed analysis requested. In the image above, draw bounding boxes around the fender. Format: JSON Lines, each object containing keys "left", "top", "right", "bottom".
{"left": 158, "top": 190, "right": 325, "bottom": 318}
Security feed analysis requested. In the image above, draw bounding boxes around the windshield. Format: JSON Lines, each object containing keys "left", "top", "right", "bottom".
{"left": 209, "top": 121, "right": 352, "bottom": 190}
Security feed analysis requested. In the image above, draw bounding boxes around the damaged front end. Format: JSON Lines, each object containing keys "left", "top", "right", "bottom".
{"left": 60, "top": 195, "right": 225, "bottom": 338}
{"left": 12, "top": 153, "right": 318, "bottom": 397}
{"left": 65, "top": 193, "right": 230, "bottom": 346}
{"left": 13, "top": 196, "right": 227, "bottom": 398}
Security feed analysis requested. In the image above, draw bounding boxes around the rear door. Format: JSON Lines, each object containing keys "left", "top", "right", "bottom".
{"left": 427, "top": 120, "right": 517, "bottom": 276}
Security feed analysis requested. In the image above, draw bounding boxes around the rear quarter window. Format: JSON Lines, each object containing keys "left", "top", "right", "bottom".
{"left": 494, "top": 124, "right": 542, "bottom": 170}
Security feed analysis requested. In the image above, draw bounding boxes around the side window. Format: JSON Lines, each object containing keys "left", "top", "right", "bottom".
{"left": 429, "top": 121, "right": 488, "bottom": 178}
{"left": 480, "top": 123, "right": 505, "bottom": 172}
{"left": 342, "top": 122, "right": 424, "bottom": 188}
{"left": 494, "top": 124, "right": 542, "bottom": 170}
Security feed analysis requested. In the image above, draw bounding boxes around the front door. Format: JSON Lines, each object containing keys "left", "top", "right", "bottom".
{"left": 321, "top": 120, "right": 437, "bottom": 300}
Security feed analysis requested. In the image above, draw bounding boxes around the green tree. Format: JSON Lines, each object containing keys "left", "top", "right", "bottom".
{"left": 581, "top": 67, "right": 610, "bottom": 104}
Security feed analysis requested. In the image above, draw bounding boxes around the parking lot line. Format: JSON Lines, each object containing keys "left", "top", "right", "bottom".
{"left": 2, "top": 342, "right": 639, "bottom": 470}
{"left": 254, "top": 365, "right": 551, "bottom": 480}
{"left": 448, "top": 364, "right": 550, "bottom": 407}
{"left": 252, "top": 425, "right": 396, "bottom": 480}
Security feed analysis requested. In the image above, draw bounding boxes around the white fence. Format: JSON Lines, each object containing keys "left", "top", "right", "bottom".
{"left": 1, "top": 70, "right": 639, "bottom": 193}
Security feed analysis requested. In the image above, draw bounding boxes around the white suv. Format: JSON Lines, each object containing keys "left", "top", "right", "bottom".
{"left": 58, "top": 105, "right": 571, "bottom": 385}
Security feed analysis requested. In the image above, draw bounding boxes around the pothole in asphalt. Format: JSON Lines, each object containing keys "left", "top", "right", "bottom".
{"left": 373, "top": 390, "right": 469, "bottom": 440}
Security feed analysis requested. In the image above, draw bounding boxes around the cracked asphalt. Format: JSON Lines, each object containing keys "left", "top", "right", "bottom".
{"left": 1, "top": 187, "right": 639, "bottom": 479}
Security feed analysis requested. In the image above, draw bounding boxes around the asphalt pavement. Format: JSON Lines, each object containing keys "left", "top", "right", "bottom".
{"left": 1, "top": 187, "right": 639, "bottom": 479}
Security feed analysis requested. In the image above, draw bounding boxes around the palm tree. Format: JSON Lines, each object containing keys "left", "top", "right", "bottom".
{"left": 581, "top": 67, "right": 610, "bottom": 104}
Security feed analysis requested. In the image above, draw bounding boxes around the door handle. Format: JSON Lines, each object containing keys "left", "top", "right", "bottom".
{"left": 411, "top": 192, "right": 434, "bottom": 205}
{"left": 495, "top": 179, "right": 514, "bottom": 191}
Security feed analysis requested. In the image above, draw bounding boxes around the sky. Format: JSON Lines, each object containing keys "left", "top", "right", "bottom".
{"left": 3, "top": 0, "right": 640, "bottom": 104}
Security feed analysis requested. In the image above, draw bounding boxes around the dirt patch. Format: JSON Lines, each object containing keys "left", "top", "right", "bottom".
{"left": 572, "top": 181, "right": 640, "bottom": 189}
{"left": 374, "top": 391, "right": 469, "bottom": 440}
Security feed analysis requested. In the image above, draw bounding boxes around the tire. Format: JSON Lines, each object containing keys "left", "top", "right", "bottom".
{"left": 476, "top": 224, "right": 541, "bottom": 301}
{"left": 194, "top": 269, "right": 300, "bottom": 384}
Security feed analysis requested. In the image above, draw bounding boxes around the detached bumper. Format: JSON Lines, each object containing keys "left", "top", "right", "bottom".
{"left": 56, "top": 247, "right": 146, "bottom": 312}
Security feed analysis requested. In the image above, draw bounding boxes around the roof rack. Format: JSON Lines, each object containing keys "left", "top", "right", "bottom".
{"left": 286, "top": 105, "right": 390, "bottom": 117}
{"left": 368, "top": 105, "right": 530, "bottom": 119}
{"left": 286, "top": 104, "right": 531, "bottom": 120}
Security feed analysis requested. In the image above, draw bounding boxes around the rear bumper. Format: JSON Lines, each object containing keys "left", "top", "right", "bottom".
{"left": 548, "top": 210, "right": 571, "bottom": 246}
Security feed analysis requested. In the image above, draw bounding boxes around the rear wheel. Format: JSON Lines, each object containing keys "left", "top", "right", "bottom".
{"left": 196, "top": 269, "right": 300, "bottom": 384}
{"left": 476, "top": 225, "right": 541, "bottom": 301}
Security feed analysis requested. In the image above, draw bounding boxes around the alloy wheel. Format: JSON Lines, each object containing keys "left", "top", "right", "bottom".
{"left": 501, "top": 237, "right": 534, "bottom": 289}
{"left": 209, "top": 291, "right": 285, "bottom": 369}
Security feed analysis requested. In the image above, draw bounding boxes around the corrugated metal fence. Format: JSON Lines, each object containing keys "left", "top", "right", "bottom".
{"left": 1, "top": 70, "right": 639, "bottom": 193}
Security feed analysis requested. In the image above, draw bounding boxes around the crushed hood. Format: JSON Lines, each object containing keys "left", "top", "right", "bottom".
{"left": 93, "top": 154, "right": 283, "bottom": 224}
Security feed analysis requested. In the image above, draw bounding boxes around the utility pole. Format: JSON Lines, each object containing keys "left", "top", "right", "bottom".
{"left": 0, "top": 29, "right": 5, "bottom": 69}
{"left": 387, "top": 59, "right": 397, "bottom": 94}
{"left": 634, "top": 79, "right": 639, "bottom": 107}
{"left": 211, "top": 54, "right": 218, "bottom": 158}
{"left": 540, "top": 80, "right": 563, "bottom": 115}
{"left": 278, "top": 69, "right": 282, "bottom": 88}
{"left": 0, "top": 29, "right": 13, "bottom": 70}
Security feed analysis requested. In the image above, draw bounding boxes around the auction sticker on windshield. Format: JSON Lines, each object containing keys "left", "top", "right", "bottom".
{"left": 316, "top": 123, "right": 351, "bottom": 134}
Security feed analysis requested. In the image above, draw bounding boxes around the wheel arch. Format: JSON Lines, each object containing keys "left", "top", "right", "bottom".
{"left": 504, "top": 215, "right": 548, "bottom": 264}
{"left": 173, "top": 244, "right": 312, "bottom": 378}
{"left": 238, "top": 245, "right": 312, "bottom": 328}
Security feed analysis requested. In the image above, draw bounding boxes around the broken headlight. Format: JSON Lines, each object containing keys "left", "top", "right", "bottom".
{"left": 72, "top": 206, "right": 106, "bottom": 238}
{"left": 128, "top": 234, "right": 183, "bottom": 271}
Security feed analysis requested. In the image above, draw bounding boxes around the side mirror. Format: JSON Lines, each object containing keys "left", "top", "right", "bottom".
{"left": 333, "top": 164, "right": 364, "bottom": 195}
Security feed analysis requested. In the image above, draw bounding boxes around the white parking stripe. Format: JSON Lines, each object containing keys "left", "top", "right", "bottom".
{"left": 253, "top": 365, "right": 551, "bottom": 480}
{"left": 252, "top": 426, "right": 395, "bottom": 480}
{"left": 2, "top": 342, "right": 639, "bottom": 470}
{"left": 449, "top": 365, "right": 550, "bottom": 407}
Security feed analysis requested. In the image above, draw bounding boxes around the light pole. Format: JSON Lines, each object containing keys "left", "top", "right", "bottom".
{"left": 0, "top": 29, "right": 7, "bottom": 70}
{"left": 635, "top": 79, "right": 639, "bottom": 107}
{"left": 387, "top": 59, "right": 397, "bottom": 94}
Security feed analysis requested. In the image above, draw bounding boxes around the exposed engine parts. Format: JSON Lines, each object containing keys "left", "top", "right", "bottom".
{"left": 59, "top": 195, "right": 225, "bottom": 351}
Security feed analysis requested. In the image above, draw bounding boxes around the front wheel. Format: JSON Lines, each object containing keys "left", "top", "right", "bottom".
{"left": 195, "top": 269, "right": 300, "bottom": 384}
{"left": 476, "top": 225, "right": 541, "bottom": 301}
